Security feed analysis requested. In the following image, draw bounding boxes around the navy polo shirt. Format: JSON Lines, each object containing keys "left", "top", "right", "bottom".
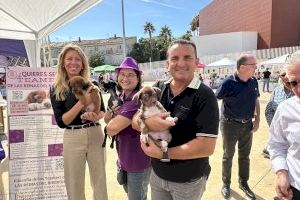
{"left": 215, "top": 73, "right": 260, "bottom": 120}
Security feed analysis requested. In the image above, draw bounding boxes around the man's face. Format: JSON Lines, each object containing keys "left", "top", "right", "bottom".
{"left": 287, "top": 61, "right": 300, "bottom": 98}
{"left": 241, "top": 56, "right": 257, "bottom": 78}
{"left": 166, "top": 44, "right": 198, "bottom": 82}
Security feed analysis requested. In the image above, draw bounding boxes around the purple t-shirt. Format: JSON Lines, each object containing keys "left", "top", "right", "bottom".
{"left": 116, "top": 92, "right": 151, "bottom": 172}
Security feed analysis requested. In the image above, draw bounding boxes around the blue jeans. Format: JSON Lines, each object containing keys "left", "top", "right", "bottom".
{"left": 263, "top": 78, "right": 270, "bottom": 92}
{"left": 150, "top": 170, "right": 207, "bottom": 200}
{"left": 123, "top": 167, "right": 151, "bottom": 200}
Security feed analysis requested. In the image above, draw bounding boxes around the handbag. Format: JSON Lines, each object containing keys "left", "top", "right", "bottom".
{"left": 117, "top": 166, "right": 127, "bottom": 185}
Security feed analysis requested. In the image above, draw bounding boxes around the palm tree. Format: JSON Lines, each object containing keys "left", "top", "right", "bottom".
{"left": 144, "top": 21, "right": 155, "bottom": 62}
{"left": 180, "top": 31, "right": 193, "bottom": 41}
{"left": 190, "top": 15, "right": 199, "bottom": 35}
{"left": 159, "top": 25, "right": 172, "bottom": 42}
{"left": 157, "top": 25, "right": 173, "bottom": 60}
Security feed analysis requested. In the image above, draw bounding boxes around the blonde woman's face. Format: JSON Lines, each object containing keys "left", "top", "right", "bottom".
{"left": 64, "top": 50, "right": 83, "bottom": 79}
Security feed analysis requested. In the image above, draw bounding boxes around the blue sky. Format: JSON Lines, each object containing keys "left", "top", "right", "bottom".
{"left": 50, "top": 0, "right": 213, "bottom": 42}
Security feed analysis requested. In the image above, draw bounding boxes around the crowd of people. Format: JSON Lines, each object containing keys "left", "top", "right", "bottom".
{"left": 49, "top": 40, "right": 300, "bottom": 200}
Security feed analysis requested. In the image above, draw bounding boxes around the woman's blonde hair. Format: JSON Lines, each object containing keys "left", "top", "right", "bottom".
{"left": 53, "top": 43, "right": 90, "bottom": 101}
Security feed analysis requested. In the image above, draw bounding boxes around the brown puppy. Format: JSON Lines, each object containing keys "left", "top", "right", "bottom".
{"left": 133, "top": 86, "right": 177, "bottom": 153}
{"left": 27, "top": 90, "right": 52, "bottom": 111}
{"left": 69, "top": 76, "right": 101, "bottom": 118}
{"left": 27, "top": 90, "right": 47, "bottom": 103}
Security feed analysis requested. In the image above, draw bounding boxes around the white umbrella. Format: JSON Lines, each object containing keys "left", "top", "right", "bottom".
{"left": 260, "top": 54, "right": 289, "bottom": 65}
{"left": 207, "top": 58, "right": 236, "bottom": 67}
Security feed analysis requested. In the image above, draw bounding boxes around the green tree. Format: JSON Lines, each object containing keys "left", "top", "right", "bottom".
{"left": 144, "top": 21, "right": 155, "bottom": 62}
{"left": 89, "top": 52, "right": 105, "bottom": 68}
{"left": 190, "top": 15, "right": 199, "bottom": 35}
{"left": 160, "top": 25, "right": 172, "bottom": 42}
{"left": 157, "top": 25, "right": 173, "bottom": 60}
{"left": 180, "top": 31, "right": 193, "bottom": 41}
{"left": 128, "top": 38, "right": 160, "bottom": 63}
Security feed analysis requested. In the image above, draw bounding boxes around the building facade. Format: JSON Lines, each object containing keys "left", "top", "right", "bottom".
{"left": 198, "top": 0, "right": 300, "bottom": 49}
{"left": 48, "top": 36, "right": 137, "bottom": 66}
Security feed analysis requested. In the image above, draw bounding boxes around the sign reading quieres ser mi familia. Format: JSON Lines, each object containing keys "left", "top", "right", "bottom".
{"left": 6, "top": 67, "right": 67, "bottom": 200}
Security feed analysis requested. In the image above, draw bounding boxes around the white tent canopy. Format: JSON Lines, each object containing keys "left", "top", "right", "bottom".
{"left": 0, "top": 0, "right": 102, "bottom": 67}
{"left": 207, "top": 57, "right": 236, "bottom": 67}
{"left": 260, "top": 54, "right": 289, "bottom": 66}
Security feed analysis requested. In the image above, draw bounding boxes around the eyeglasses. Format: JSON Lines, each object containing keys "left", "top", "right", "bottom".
{"left": 118, "top": 73, "right": 137, "bottom": 79}
{"left": 287, "top": 80, "right": 300, "bottom": 88}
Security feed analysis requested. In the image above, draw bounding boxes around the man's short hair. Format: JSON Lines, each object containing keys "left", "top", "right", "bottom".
{"left": 167, "top": 39, "right": 197, "bottom": 59}
{"left": 236, "top": 54, "right": 255, "bottom": 70}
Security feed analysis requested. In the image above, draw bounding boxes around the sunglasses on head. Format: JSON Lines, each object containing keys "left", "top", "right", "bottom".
{"left": 287, "top": 80, "right": 300, "bottom": 88}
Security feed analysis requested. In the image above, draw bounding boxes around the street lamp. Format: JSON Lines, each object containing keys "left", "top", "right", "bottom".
{"left": 121, "top": 0, "right": 126, "bottom": 58}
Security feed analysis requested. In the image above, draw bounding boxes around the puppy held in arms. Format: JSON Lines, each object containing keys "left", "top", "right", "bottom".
{"left": 69, "top": 76, "right": 101, "bottom": 122}
{"left": 133, "top": 86, "right": 177, "bottom": 154}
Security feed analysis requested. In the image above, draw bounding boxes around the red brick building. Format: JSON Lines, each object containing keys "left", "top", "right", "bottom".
{"left": 198, "top": 0, "right": 300, "bottom": 49}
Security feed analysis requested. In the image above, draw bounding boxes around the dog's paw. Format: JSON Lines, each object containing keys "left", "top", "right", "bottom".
{"left": 28, "top": 103, "right": 38, "bottom": 111}
{"left": 140, "top": 122, "right": 146, "bottom": 130}
{"left": 43, "top": 99, "right": 52, "bottom": 108}
{"left": 165, "top": 116, "right": 178, "bottom": 123}
{"left": 140, "top": 134, "right": 149, "bottom": 144}
{"left": 112, "top": 100, "right": 119, "bottom": 107}
{"left": 161, "top": 140, "right": 168, "bottom": 152}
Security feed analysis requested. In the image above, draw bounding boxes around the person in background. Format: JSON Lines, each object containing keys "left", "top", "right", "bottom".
{"left": 255, "top": 71, "right": 261, "bottom": 80}
{"left": 134, "top": 39, "right": 219, "bottom": 200}
{"left": 199, "top": 73, "right": 203, "bottom": 81}
{"left": 104, "top": 57, "right": 151, "bottom": 200}
{"left": 216, "top": 54, "right": 260, "bottom": 200}
{"left": 263, "top": 66, "right": 294, "bottom": 158}
{"left": 263, "top": 68, "right": 272, "bottom": 92}
{"left": 268, "top": 53, "right": 300, "bottom": 200}
{"left": 50, "top": 44, "right": 108, "bottom": 200}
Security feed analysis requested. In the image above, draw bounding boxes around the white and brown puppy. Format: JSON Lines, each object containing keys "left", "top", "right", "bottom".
{"left": 69, "top": 76, "right": 101, "bottom": 119}
{"left": 133, "top": 86, "right": 177, "bottom": 152}
{"left": 27, "top": 90, "right": 52, "bottom": 111}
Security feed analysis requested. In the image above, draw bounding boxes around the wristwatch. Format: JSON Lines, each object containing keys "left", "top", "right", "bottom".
{"left": 160, "top": 149, "right": 170, "bottom": 162}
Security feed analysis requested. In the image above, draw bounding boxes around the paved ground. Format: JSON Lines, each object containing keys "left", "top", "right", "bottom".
{"left": 0, "top": 81, "right": 278, "bottom": 200}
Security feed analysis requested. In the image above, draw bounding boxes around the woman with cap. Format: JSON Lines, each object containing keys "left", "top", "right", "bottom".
{"left": 104, "top": 57, "right": 151, "bottom": 200}
{"left": 50, "top": 44, "right": 108, "bottom": 200}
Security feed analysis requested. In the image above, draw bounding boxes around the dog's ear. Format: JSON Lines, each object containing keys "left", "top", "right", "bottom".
{"left": 152, "top": 87, "right": 161, "bottom": 99}
{"left": 133, "top": 88, "right": 143, "bottom": 102}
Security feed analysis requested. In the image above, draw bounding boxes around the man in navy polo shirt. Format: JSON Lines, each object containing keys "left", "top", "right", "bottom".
{"left": 134, "top": 40, "right": 219, "bottom": 200}
{"left": 216, "top": 54, "right": 260, "bottom": 200}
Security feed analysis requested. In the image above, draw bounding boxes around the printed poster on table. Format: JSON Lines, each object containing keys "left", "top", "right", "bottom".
{"left": 6, "top": 67, "right": 67, "bottom": 200}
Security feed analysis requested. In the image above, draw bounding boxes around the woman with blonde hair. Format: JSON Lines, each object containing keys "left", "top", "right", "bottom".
{"left": 50, "top": 44, "right": 108, "bottom": 200}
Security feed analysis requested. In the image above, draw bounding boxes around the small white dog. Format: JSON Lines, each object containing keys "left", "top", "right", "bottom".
{"left": 133, "top": 86, "right": 177, "bottom": 153}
